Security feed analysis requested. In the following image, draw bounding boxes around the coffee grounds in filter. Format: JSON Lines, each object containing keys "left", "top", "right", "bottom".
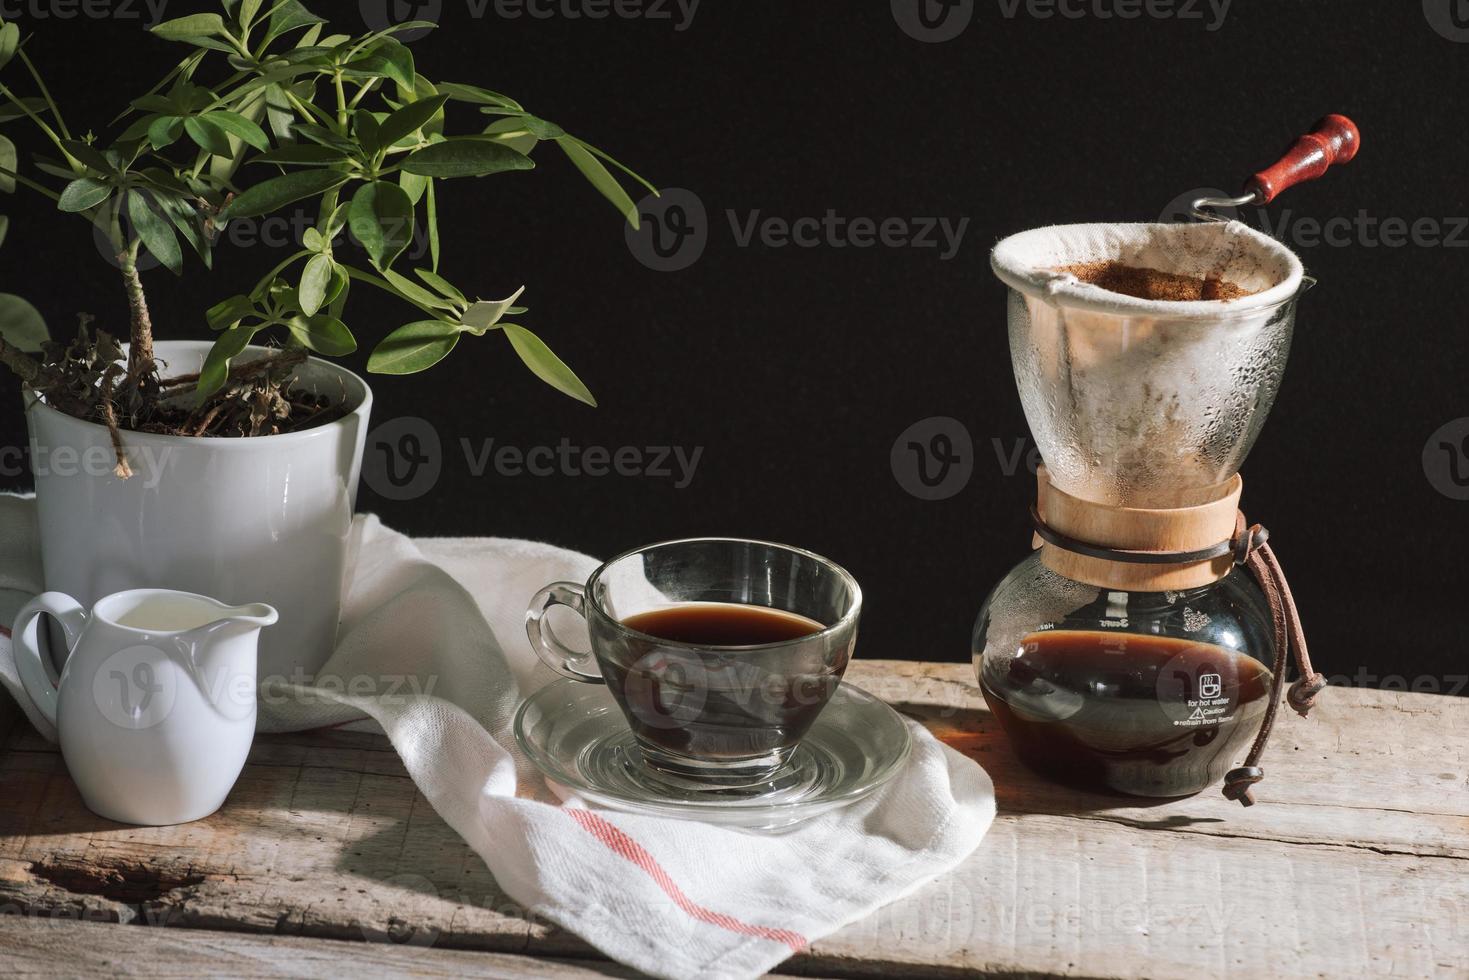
{"left": 1057, "top": 260, "right": 1256, "bottom": 302}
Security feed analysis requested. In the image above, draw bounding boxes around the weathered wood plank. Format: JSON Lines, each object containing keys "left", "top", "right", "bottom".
{"left": 0, "top": 915, "right": 697, "bottom": 978}
{"left": 0, "top": 661, "right": 1464, "bottom": 980}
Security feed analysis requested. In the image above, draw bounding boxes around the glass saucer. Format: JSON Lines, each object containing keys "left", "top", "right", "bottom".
{"left": 513, "top": 678, "right": 913, "bottom": 831}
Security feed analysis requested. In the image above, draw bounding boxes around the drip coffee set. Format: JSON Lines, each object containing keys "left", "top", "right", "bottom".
{"left": 15, "top": 116, "right": 1359, "bottom": 830}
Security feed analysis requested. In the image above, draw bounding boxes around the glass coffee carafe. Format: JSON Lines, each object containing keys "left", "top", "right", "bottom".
{"left": 975, "top": 221, "right": 1306, "bottom": 798}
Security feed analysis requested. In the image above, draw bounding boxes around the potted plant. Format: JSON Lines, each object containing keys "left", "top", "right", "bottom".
{"left": 0, "top": 1, "right": 653, "bottom": 678}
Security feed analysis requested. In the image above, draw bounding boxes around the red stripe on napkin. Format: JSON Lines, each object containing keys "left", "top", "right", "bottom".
{"left": 566, "top": 808, "right": 809, "bottom": 952}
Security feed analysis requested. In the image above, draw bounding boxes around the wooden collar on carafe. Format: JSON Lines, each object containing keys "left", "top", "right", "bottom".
{"left": 1031, "top": 466, "right": 1244, "bottom": 591}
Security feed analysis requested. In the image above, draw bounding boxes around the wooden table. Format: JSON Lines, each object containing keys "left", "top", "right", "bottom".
{"left": 1, "top": 659, "right": 1465, "bottom": 978}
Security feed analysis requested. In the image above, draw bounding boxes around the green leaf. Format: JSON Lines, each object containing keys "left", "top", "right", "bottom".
{"left": 326, "top": 264, "right": 350, "bottom": 320}
{"left": 323, "top": 200, "right": 351, "bottom": 240}
{"left": 131, "top": 94, "right": 179, "bottom": 115}
{"left": 59, "top": 139, "right": 115, "bottom": 176}
{"left": 401, "top": 139, "right": 534, "bottom": 179}
{"left": 437, "top": 82, "right": 522, "bottom": 110}
{"left": 482, "top": 117, "right": 537, "bottom": 156}
{"left": 558, "top": 137, "right": 637, "bottom": 228}
{"left": 297, "top": 253, "right": 333, "bottom": 315}
{"left": 459, "top": 286, "right": 525, "bottom": 335}
{"left": 503, "top": 324, "right": 595, "bottom": 407}
{"left": 157, "top": 194, "right": 211, "bottom": 269}
{"left": 415, "top": 268, "right": 466, "bottom": 307}
{"left": 57, "top": 177, "right": 113, "bottom": 212}
{"left": 127, "top": 191, "right": 183, "bottom": 275}
{"left": 381, "top": 267, "right": 453, "bottom": 311}
{"left": 204, "top": 110, "right": 270, "bottom": 151}
{"left": 354, "top": 109, "right": 381, "bottom": 154}
{"left": 522, "top": 116, "right": 566, "bottom": 140}
{"left": 575, "top": 138, "right": 660, "bottom": 197}
{"left": 225, "top": 168, "right": 348, "bottom": 219}
{"left": 367, "top": 320, "right": 459, "bottom": 375}
{"left": 251, "top": 143, "right": 349, "bottom": 166}
{"left": 147, "top": 115, "right": 184, "bottom": 150}
{"left": 184, "top": 115, "right": 234, "bottom": 157}
{"left": 426, "top": 176, "right": 439, "bottom": 271}
{"left": 237, "top": 0, "right": 265, "bottom": 29}
{"left": 206, "top": 294, "right": 255, "bottom": 331}
{"left": 265, "top": 0, "right": 325, "bottom": 43}
{"left": 292, "top": 123, "right": 359, "bottom": 156}
{"left": 375, "top": 93, "right": 450, "bottom": 149}
{"left": 0, "top": 96, "right": 49, "bottom": 124}
{"left": 151, "top": 13, "right": 227, "bottom": 41}
{"left": 0, "top": 215, "right": 8, "bottom": 248}
{"left": 0, "top": 22, "right": 20, "bottom": 71}
{"left": 0, "top": 292, "right": 47, "bottom": 352}
{"left": 398, "top": 169, "right": 428, "bottom": 205}
{"left": 287, "top": 313, "right": 355, "bottom": 355}
{"left": 344, "top": 38, "right": 415, "bottom": 89}
{"left": 348, "top": 180, "right": 414, "bottom": 269}
{"left": 198, "top": 322, "right": 258, "bottom": 397}
{"left": 0, "top": 135, "right": 15, "bottom": 194}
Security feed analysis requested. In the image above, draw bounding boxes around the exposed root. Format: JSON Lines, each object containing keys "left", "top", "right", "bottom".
{"left": 98, "top": 367, "right": 134, "bottom": 479}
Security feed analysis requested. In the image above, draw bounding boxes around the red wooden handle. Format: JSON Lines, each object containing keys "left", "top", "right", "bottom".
{"left": 1246, "top": 114, "right": 1361, "bottom": 205}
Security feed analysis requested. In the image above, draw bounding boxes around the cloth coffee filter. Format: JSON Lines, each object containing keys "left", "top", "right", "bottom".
{"left": 991, "top": 221, "right": 1304, "bottom": 316}
{"left": 990, "top": 222, "right": 1307, "bottom": 507}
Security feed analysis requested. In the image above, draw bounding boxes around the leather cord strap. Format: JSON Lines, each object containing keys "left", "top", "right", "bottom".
{"left": 1030, "top": 507, "right": 1325, "bottom": 806}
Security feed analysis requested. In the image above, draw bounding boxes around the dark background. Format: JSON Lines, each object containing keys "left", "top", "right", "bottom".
{"left": 1, "top": 1, "right": 1465, "bottom": 691}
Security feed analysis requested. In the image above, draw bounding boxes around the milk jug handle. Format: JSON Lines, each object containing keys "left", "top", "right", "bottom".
{"left": 11, "top": 592, "right": 88, "bottom": 728}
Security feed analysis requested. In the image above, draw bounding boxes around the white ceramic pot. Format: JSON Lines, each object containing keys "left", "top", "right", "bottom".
{"left": 25, "top": 341, "right": 371, "bottom": 682}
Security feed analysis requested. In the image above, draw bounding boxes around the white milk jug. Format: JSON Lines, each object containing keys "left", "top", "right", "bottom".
{"left": 11, "top": 589, "right": 276, "bottom": 825}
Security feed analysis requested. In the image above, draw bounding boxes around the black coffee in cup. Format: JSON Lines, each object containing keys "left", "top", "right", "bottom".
{"left": 599, "top": 602, "right": 847, "bottom": 775}
{"left": 622, "top": 604, "right": 823, "bottom": 646}
{"left": 526, "top": 539, "right": 863, "bottom": 787}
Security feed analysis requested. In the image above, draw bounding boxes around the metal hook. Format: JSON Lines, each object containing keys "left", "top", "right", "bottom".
{"left": 1189, "top": 191, "right": 1261, "bottom": 223}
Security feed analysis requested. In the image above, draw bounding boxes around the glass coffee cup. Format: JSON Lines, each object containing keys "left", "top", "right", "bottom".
{"left": 526, "top": 538, "right": 862, "bottom": 789}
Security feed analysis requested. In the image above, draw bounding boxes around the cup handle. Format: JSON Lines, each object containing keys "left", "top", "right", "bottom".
{"left": 12, "top": 592, "right": 88, "bottom": 728}
{"left": 525, "top": 582, "right": 603, "bottom": 684}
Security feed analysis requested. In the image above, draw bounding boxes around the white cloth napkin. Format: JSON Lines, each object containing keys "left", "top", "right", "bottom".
{"left": 0, "top": 495, "right": 995, "bottom": 980}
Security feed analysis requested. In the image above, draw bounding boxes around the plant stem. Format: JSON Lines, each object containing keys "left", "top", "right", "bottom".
{"left": 334, "top": 71, "right": 348, "bottom": 132}
{"left": 118, "top": 240, "right": 156, "bottom": 385}
{"left": 15, "top": 47, "right": 70, "bottom": 140}
{"left": 0, "top": 80, "right": 66, "bottom": 153}
{"left": 0, "top": 165, "right": 60, "bottom": 202}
